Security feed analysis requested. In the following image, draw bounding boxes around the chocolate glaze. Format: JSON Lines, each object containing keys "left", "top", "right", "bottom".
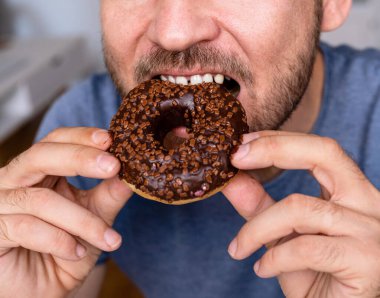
{"left": 109, "top": 80, "right": 249, "bottom": 203}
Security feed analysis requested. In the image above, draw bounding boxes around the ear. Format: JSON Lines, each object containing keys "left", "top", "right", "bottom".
{"left": 321, "top": 0, "right": 352, "bottom": 32}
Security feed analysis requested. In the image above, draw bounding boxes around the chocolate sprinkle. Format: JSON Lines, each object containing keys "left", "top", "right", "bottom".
{"left": 109, "top": 79, "right": 249, "bottom": 203}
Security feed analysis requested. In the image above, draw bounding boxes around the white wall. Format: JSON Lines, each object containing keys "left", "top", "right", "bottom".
{"left": 4, "top": 0, "right": 380, "bottom": 73}
{"left": 6, "top": 0, "right": 104, "bottom": 71}
{"left": 322, "top": 0, "right": 380, "bottom": 49}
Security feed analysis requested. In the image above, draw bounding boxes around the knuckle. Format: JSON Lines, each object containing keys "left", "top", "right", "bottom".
{"left": 12, "top": 216, "right": 33, "bottom": 235}
{"left": 321, "top": 137, "right": 342, "bottom": 155}
{"left": 3, "top": 154, "right": 23, "bottom": 175}
{"left": 72, "top": 145, "right": 89, "bottom": 163}
{"left": 295, "top": 236, "right": 314, "bottom": 256}
{"left": 29, "top": 141, "right": 46, "bottom": 153}
{"left": 307, "top": 199, "right": 342, "bottom": 227}
{"left": 307, "top": 199, "right": 326, "bottom": 217}
{"left": 51, "top": 228, "right": 73, "bottom": 253}
{"left": 282, "top": 195, "right": 344, "bottom": 233}
{"left": 285, "top": 194, "right": 342, "bottom": 226}
{"left": 26, "top": 143, "right": 49, "bottom": 169}
{"left": 319, "top": 137, "right": 362, "bottom": 175}
{"left": 26, "top": 188, "right": 55, "bottom": 212}
{"left": 307, "top": 237, "right": 342, "bottom": 267}
{"left": 6, "top": 188, "right": 30, "bottom": 210}
{"left": 295, "top": 237, "right": 316, "bottom": 264}
{"left": 32, "top": 142, "right": 54, "bottom": 160}
{"left": 282, "top": 193, "right": 304, "bottom": 211}
{"left": 319, "top": 240, "right": 342, "bottom": 266}
{"left": 264, "top": 136, "right": 281, "bottom": 153}
{"left": 320, "top": 202, "right": 343, "bottom": 229}
{"left": 6, "top": 188, "right": 56, "bottom": 213}
{"left": 43, "top": 128, "right": 65, "bottom": 142}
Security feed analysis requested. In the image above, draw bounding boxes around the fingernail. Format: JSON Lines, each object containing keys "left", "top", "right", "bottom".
{"left": 228, "top": 238, "right": 238, "bottom": 257}
{"left": 254, "top": 260, "right": 261, "bottom": 274}
{"left": 93, "top": 130, "right": 110, "bottom": 145}
{"left": 97, "top": 154, "right": 118, "bottom": 173}
{"left": 76, "top": 243, "right": 87, "bottom": 258}
{"left": 104, "top": 228, "right": 121, "bottom": 248}
{"left": 233, "top": 143, "right": 250, "bottom": 161}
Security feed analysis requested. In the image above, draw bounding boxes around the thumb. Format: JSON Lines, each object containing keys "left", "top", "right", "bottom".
{"left": 86, "top": 176, "right": 133, "bottom": 225}
{"left": 222, "top": 171, "right": 275, "bottom": 221}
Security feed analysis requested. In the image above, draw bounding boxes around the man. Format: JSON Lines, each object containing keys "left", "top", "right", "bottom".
{"left": 1, "top": 0, "right": 380, "bottom": 297}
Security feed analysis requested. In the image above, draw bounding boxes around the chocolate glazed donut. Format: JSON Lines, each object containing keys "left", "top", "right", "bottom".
{"left": 109, "top": 79, "right": 249, "bottom": 204}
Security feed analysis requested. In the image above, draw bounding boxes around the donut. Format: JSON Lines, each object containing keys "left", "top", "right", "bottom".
{"left": 109, "top": 79, "right": 249, "bottom": 204}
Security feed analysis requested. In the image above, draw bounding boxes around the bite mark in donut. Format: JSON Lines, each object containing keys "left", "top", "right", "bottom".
{"left": 109, "top": 79, "right": 249, "bottom": 204}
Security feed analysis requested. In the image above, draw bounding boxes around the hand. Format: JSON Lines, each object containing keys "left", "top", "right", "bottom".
{"left": 0, "top": 127, "right": 132, "bottom": 297}
{"left": 223, "top": 131, "right": 380, "bottom": 297}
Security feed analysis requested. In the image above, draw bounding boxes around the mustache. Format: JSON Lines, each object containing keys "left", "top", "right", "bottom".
{"left": 134, "top": 44, "right": 253, "bottom": 86}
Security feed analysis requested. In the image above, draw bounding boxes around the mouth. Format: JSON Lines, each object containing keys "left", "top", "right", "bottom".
{"left": 152, "top": 73, "right": 241, "bottom": 98}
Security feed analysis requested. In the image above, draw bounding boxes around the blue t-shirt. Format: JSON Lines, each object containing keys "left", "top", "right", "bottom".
{"left": 36, "top": 43, "right": 380, "bottom": 298}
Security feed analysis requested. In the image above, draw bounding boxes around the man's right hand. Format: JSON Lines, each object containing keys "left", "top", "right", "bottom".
{"left": 0, "top": 127, "right": 132, "bottom": 298}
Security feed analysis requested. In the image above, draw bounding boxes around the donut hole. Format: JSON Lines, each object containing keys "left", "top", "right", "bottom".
{"left": 163, "top": 129, "right": 189, "bottom": 150}
{"left": 154, "top": 106, "right": 192, "bottom": 150}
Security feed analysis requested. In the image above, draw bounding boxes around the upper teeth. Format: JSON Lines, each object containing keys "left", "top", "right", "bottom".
{"left": 160, "top": 74, "right": 225, "bottom": 85}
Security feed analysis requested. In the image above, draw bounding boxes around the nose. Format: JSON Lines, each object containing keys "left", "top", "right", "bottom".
{"left": 147, "top": 0, "right": 220, "bottom": 51}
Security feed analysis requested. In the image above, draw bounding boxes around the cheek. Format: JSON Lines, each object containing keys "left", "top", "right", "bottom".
{"left": 101, "top": 0, "right": 152, "bottom": 84}
{"left": 226, "top": 2, "right": 315, "bottom": 90}
{"left": 243, "top": 5, "right": 311, "bottom": 62}
{"left": 222, "top": 2, "right": 296, "bottom": 47}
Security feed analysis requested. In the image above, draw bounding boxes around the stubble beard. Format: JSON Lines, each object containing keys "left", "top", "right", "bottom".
{"left": 103, "top": 2, "right": 322, "bottom": 132}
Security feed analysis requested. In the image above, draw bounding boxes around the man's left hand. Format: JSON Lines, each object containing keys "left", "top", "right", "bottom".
{"left": 223, "top": 131, "right": 380, "bottom": 297}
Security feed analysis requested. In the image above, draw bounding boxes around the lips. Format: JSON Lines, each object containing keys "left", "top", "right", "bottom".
{"left": 153, "top": 73, "right": 241, "bottom": 97}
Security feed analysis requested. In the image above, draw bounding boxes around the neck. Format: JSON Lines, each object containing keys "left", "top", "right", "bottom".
{"left": 250, "top": 49, "right": 325, "bottom": 183}
{"left": 281, "top": 49, "right": 325, "bottom": 133}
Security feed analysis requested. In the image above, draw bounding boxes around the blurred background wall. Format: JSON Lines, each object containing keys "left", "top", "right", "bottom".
{"left": 3, "top": 0, "right": 103, "bottom": 72}
{"left": 2, "top": 0, "right": 380, "bottom": 73}
{"left": 322, "top": 0, "right": 380, "bottom": 49}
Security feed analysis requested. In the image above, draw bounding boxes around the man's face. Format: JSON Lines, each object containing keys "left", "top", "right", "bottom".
{"left": 101, "top": 0, "right": 321, "bottom": 131}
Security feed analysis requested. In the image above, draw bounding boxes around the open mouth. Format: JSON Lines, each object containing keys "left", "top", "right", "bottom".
{"left": 152, "top": 73, "right": 241, "bottom": 98}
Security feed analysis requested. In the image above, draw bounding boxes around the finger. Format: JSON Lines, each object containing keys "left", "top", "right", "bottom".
{"left": 0, "top": 142, "right": 120, "bottom": 188}
{"left": 222, "top": 172, "right": 275, "bottom": 221}
{"left": 228, "top": 194, "right": 380, "bottom": 260}
{"left": 83, "top": 176, "right": 133, "bottom": 225}
{"left": 0, "top": 188, "right": 121, "bottom": 251}
{"left": 0, "top": 214, "right": 86, "bottom": 261}
{"left": 254, "top": 235, "right": 372, "bottom": 279}
{"left": 242, "top": 130, "right": 307, "bottom": 144}
{"left": 40, "top": 127, "right": 111, "bottom": 150}
{"left": 233, "top": 135, "right": 364, "bottom": 192}
{"left": 232, "top": 134, "right": 376, "bottom": 214}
